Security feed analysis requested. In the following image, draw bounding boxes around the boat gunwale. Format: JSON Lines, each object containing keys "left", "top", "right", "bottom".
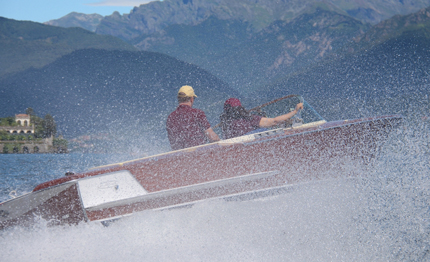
{"left": 30, "top": 114, "right": 402, "bottom": 193}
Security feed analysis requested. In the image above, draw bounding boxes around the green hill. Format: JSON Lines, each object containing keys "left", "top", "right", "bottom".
{"left": 0, "top": 17, "right": 137, "bottom": 78}
{"left": 0, "top": 49, "right": 239, "bottom": 153}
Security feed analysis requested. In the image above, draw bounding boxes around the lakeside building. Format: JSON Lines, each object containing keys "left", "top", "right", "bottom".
{"left": 0, "top": 114, "right": 53, "bottom": 154}
{"left": 0, "top": 114, "right": 35, "bottom": 134}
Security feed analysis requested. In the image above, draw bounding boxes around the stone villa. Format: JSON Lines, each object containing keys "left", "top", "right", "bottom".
{"left": 0, "top": 114, "right": 53, "bottom": 153}
{"left": 0, "top": 114, "right": 35, "bottom": 134}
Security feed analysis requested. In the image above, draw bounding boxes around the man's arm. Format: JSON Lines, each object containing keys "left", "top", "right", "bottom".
{"left": 205, "top": 127, "right": 220, "bottom": 142}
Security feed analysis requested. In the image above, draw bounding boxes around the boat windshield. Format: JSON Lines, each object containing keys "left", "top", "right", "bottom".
{"left": 249, "top": 95, "right": 325, "bottom": 129}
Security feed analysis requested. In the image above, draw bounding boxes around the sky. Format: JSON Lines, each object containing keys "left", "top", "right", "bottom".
{"left": 0, "top": 0, "right": 159, "bottom": 23}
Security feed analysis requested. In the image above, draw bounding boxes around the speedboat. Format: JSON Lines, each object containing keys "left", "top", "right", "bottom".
{"left": 0, "top": 95, "right": 402, "bottom": 230}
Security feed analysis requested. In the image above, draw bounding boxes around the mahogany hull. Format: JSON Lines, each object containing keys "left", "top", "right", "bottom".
{"left": 0, "top": 115, "right": 402, "bottom": 230}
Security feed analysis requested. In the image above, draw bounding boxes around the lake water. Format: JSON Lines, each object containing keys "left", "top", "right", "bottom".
{"left": 0, "top": 118, "right": 429, "bottom": 261}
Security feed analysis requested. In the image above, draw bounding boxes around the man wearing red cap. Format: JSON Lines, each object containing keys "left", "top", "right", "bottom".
{"left": 166, "top": 85, "right": 220, "bottom": 150}
{"left": 220, "top": 98, "right": 303, "bottom": 139}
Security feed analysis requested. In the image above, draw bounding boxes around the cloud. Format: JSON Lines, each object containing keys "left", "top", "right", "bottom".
{"left": 88, "top": 0, "right": 156, "bottom": 7}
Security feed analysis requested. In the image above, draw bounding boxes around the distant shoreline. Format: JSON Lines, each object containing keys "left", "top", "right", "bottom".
{"left": 0, "top": 137, "right": 67, "bottom": 154}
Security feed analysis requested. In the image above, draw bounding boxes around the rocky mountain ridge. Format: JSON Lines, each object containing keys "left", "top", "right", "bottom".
{"left": 42, "top": 1, "right": 430, "bottom": 93}
{"left": 346, "top": 6, "right": 430, "bottom": 52}
{"left": 44, "top": 12, "right": 103, "bottom": 32}
{"left": 142, "top": 6, "right": 369, "bottom": 91}
{"left": 46, "top": 0, "right": 430, "bottom": 42}
{"left": 94, "top": 0, "right": 430, "bottom": 40}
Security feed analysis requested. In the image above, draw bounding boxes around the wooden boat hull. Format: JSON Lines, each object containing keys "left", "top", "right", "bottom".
{"left": 0, "top": 115, "right": 402, "bottom": 230}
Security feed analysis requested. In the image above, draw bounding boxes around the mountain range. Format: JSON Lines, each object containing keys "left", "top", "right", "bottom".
{"left": 1, "top": 1, "right": 430, "bottom": 152}
{"left": 53, "top": 0, "right": 430, "bottom": 36}
{"left": 141, "top": 5, "right": 369, "bottom": 91}
{"left": 43, "top": 0, "right": 430, "bottom": 92}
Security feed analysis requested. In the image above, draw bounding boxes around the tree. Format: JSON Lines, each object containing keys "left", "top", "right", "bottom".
{"left": 53, "top": 138, "right": 68, "bottom": 153}
{"left": 0, "top": 117, "right": 17, "bottom": 126}
{"left": 42, "top": 114, "right": 57, "bottom": 138}
{"left": 0, "top": 130, "right": 8, "bottom": 140}
{"left": 26, "top": 107, "right": 35, "bottom": 116}
{"left": 32, "top": 115, "right": 44, "bottom": 138}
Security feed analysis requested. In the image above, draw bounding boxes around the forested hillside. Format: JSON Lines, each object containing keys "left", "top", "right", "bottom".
{"left": 0, "top": 17, "right": 136, "bottom": 78}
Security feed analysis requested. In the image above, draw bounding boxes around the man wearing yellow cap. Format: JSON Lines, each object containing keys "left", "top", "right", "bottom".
{"left": 166, "top": 85, "right": 220, "bottom": 150}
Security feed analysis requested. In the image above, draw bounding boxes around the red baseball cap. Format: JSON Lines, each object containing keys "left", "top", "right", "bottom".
{"left": 224, "top": 98, "right": 242, "bottom": 108}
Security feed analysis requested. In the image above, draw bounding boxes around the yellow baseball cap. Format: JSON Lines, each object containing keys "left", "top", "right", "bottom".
{"left": 178, "top": 85, "right": 197, "bottom": 98}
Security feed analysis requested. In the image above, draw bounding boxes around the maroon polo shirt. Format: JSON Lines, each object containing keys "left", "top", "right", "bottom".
{"left": 222, "top": 115, "right": 262, "bottom": 139}
{"left": 166, "top": 104, "right": 211, "bottom": 150}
